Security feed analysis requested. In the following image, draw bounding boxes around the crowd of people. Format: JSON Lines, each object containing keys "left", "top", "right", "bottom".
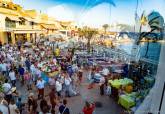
{"left": 0, "top": 42, "right": 105, "bottom": 114}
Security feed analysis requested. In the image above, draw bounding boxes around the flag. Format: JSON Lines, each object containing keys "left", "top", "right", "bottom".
{"left": 140, "top": 12, "right": 148, "bottom": 26}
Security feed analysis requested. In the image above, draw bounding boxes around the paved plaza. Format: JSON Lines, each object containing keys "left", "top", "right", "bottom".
{"left": 16, "top": 70, "right": 124, "bottom": 114}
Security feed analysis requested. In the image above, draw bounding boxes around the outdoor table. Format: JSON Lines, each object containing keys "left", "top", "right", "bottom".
{"left": 118, "top": 94, "right": 135, "bottom": 109}
{"left": 109, "top": 78, "right": 133, "bottom": 89}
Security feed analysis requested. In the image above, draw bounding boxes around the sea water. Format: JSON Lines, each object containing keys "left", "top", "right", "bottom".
{"left": 118, "top": 42, "right": 163, "bottom": 61}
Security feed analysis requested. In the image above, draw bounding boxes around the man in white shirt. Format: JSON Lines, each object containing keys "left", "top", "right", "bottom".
{"left": 9, "top": 70, "right": 16, "bottom": 87}
{"left": 36, "top": 78, "right": 45, "bottom": 99}
{"left": 30, "top": 64, "right": 37, "bottom": 83}
{"left": 102, "top": 67, "right": 109, "bottom": 76}
{"left": 1, "top": 62, "right": 7, "bottom": 76}
{"left": 64, "top": 77, "right": 72, "bottom": 86}
{"left": 99, "top": 76, "right": 105, "bottom": 96}
{"left": 64, "top": 75, "right": 72, "bottom": 97}
{"left": 55, "top": 79, "right": 62, "bottom": 97}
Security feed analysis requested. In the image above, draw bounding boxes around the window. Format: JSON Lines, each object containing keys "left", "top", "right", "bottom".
{"left": 30, "top": 22, "right": 34, "bottom": 26}
{"left": 2, "top": 3, "right": 7, "bottom": 8}
{"left": 13, "top": 6, "right": 17, "bottom": 10}
{"left": 5, "top": 18, "right": 16, "bottom": 28}
{"left": 19, "top": 17, "right": 26, "bottom": 25}
{"left": 19, "top": 20, "right": 25, "bottom": 25}
{"left": 30, "top": 22, "right": 34, "bottom": 29}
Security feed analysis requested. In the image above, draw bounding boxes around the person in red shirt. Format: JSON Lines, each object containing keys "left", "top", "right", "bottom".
{"left": 82, "top": 101, "right": 95, "bottom": 114}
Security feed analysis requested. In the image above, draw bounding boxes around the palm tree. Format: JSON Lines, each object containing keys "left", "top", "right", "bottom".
{"left": 78, "top": 27, "right": 98, "bottom": 53}
{"left": 102, "top": 24, "right": 109, "bottom": 34}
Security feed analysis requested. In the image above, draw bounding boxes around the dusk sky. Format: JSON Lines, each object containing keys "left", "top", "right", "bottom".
{"left": 13, "top": 0, "right": 165, "bottom": 28}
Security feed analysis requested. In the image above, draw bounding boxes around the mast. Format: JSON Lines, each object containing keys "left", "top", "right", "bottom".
{"left": 134, "top": 0, "right": 139, "bottom": 32}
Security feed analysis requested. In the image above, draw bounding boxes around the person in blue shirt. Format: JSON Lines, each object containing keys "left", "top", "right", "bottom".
{"left": 59, "top": 99, "right": 70, "bottom": 114}
{"left": 18, "top": 65, "right": 25, "bottom": 85}
{"left": 25, "top": 58, "right": 31, "bottom": 71}
{"left": 16, "top": 97, "right": 23, "bottom": 114}
{"left": 67, "top": 64, "right": 73, "bottom": 77}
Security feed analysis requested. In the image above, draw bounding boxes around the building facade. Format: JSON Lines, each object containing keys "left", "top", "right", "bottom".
{"left": 0, "top": 0, "right": 68, "bottom": 44}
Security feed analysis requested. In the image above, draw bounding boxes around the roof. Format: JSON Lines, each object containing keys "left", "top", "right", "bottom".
{"left": 22, "top": 17, "right": 38, "bottom": 23}
{"left": 41, "top": 22, "right": 63, "bottom": 30}
{"left": 41, "top": 24, "right": 56, "bottom": 29}
{"left": 54, "top": 22, "right": 63, "bottom": 30}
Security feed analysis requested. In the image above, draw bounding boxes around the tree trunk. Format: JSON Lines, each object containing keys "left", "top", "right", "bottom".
{"left": 104, "top": 29, "right": 106, "bottom": 39}
{"left": 87, "top": 38, "right": 91, "bottom": 53}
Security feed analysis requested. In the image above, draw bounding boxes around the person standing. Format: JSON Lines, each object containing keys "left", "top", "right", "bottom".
{"left": 64, "top": 75, "right": 72, "bottom": 97}
{"left": 102, "top": 67, "right": 109, "bottom": 76}
{"left": 99, "top": 76, "right": 105, "bottom": 95}
{"left": 24, "top": 71, "right": 32, "bottom": 91}
{"left": 30, "top": 64, "right": 37, "bottom": 85}
{"left": 9, "top": 99, "right": 20, "bottom": 114}
{"left": 25, "top": 58, "right": 31, "bottom": 72}
{"left": 2, "top": 79, "right": 12, "bottom": 104}
{"left": 1, "top": 62, "right": 7, "bottom": 76}
{"left": 78, "top": 68, "right": 83, "bottom": 85}
{"left": 18, "top": 65, "right": 25, "bottom": 86}
{"left": 36, "top": 78, "right": 45, "bottom": 99}
{"left": 48, "top": 77, "right": 55, "bottom": 89}
{"left": 9, "top": 69, "right": 16, "bottom": 87}
{"left": 27, "top": 93, "right": 38, "bottom": 114}
{"left": 58, "top": 99, "right": 70, "bottom": 114}
{"left": 82, "top": 101, "right": 95, "bottom": 114}
{"left": 49, "top": 88, "right": 57, "bottom": 110}
{"left": 0, "top": 93, "right": 9, "bottom": 114}
{"left": 17, "top": 41, "right": 21, "bottom": 51}
{"left": 16, "top": 98, "right": 23, "bottom": 114}
{"left": 40, "top": 97, "right": 50, "bottom": 114}
{"left": 55, "top": 79, "right": 62, "bottom": 97}
{"left": 88, "top": 69, "right": 95, "bottom": 89}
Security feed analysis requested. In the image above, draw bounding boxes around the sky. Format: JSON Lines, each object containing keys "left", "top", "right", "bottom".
{"left": 13, "top": 0, "right": 165, "bottom": 28}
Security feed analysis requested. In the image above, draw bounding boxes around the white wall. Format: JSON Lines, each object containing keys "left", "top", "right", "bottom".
{"left": 0, "top": 14, "right": 6, "bottom": 30}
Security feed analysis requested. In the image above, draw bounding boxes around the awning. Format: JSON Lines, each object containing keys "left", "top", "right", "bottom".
{"left": 23, "top": 17, "right": 38, "bottom": 23}
{"left": 60, "top": 21, "right": 72, "bottom": 27}
{"left": 19, "top": 17, "right": 27, "bottom": 21}
{"left": 13, "top": 29, "right": 44, "bottom": 34}
{"left": 6, "top": 15, "right": 21, "bottom": 22}
{"left": 54, "top": 22, "right": 63, "bottom": 30}
{"left": 41, "top": 24, "right": 56, "bottom": 30}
